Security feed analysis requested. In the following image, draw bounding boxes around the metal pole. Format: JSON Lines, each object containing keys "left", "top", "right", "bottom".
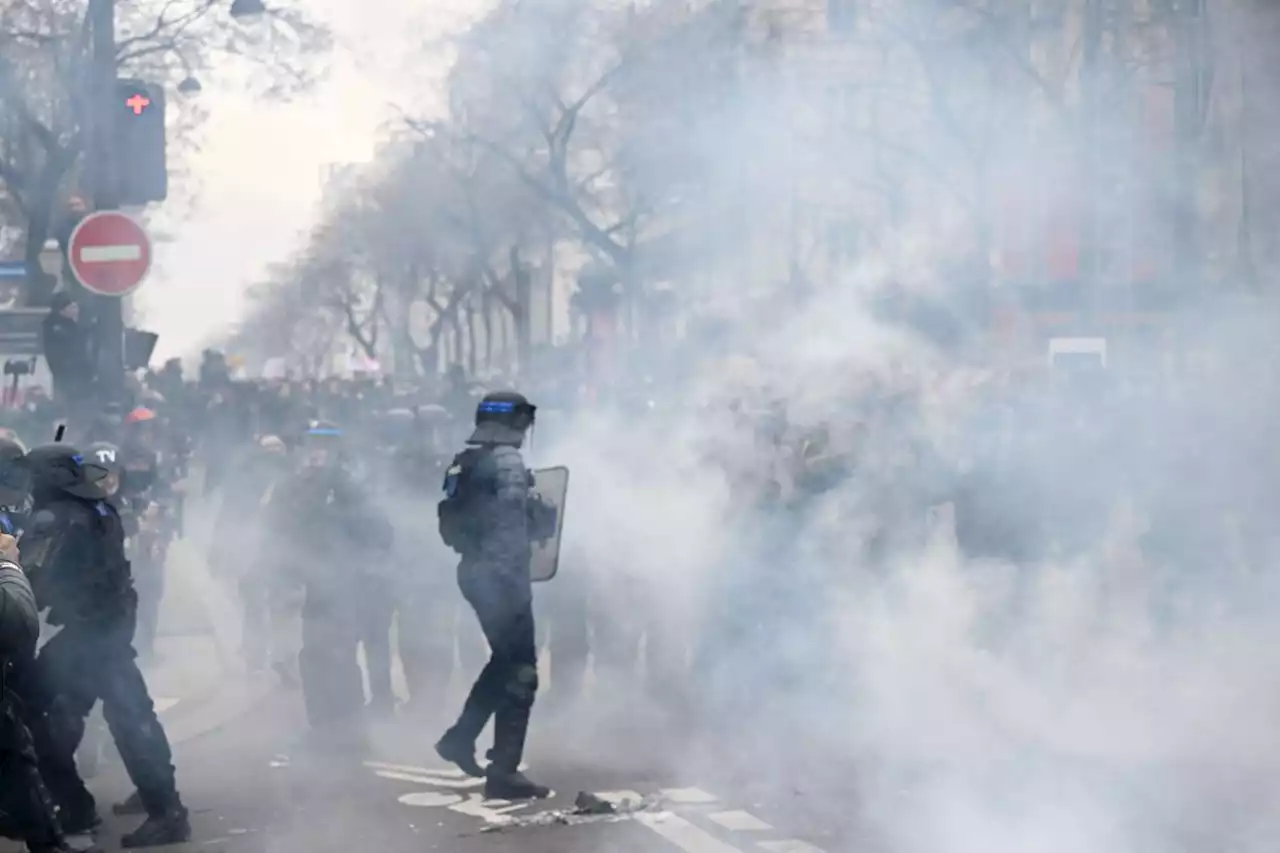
{"left": 89, "top": 0, "right": 126, "bottom": 404}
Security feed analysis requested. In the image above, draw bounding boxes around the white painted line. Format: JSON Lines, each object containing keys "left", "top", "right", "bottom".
{"left": 709, "top": 810, "right": 773, "bottom": 832}
{"left": 597, "top": 790, "right": 645, "bottom": 806}
{"left": 636, "top": 812, "right": 748, "bottom": 853}
{"left": 759, "top": 841, "right": 829, "bottom": 853}
{"left": 660, "top": 787, "right": 720, "bottom": 804}
{"left": 154, "top": 697, "right": 179, "bottom": 713}
{"left": 399, "top": 791, "right": 463, "bottom": 807}
{"left": 80, "top": 245, "right": 142, "bottom": 263}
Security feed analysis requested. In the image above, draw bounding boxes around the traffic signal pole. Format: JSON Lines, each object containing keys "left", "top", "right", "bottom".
{"left": 89, "top": 0, "right": 126, "bottom": 404}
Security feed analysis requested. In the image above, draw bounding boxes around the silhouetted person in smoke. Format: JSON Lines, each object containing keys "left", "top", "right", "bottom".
{"left": 40, "top": 293, "right": 94, "bottom": 411}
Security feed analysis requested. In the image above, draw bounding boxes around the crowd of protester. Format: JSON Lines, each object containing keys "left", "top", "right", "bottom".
{"left": 2, "top": 330, "right": 1271, "bottom": 750}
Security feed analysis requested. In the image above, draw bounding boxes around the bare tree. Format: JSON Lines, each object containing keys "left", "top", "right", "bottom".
{"left": 0, "top": 0, "right": 331, "bottom": 303}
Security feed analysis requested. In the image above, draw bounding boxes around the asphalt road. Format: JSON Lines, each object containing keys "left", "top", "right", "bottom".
{"left": 69, "top": 679, "right": 860, "bottom": 853}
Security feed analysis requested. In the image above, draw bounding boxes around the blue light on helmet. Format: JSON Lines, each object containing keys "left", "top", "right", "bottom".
{"left": 478, "top": 401, "right": 517, "bottom": 414}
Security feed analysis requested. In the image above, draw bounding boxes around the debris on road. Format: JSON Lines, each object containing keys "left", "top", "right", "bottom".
{"left": 478, "top": 791, "right": 664, "bottom": 833}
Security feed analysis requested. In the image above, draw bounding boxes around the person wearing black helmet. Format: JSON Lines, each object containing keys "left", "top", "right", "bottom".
{"left": 261, "top": 419, "right": 392, "bottom": 746}
{"left": 434, "top": 390, "right": 553, "bottom": 800}
{"left": 19, "top": 442, "right": 190, "bottom": 848}
{"left": 0, "top": 437, "right": 85, "bottom": 853}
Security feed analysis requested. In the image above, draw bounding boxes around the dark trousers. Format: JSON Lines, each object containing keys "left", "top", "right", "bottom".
{"left": 359, "top": 578, "right": 395, "bottom": 707}
{"left": 448, "top": 578, "right": 538, "bottom": 773}
{"left": 0, "top": 688, "right": 63, "bottom": 851}
{"left": 394, "top": 584, "right": 456, "bottom": 707}
{"left": 298, "top": 585, "right": 364, "bottom": 731}
{"left": 26, "top": 629, "right": 180, "bottom": 819}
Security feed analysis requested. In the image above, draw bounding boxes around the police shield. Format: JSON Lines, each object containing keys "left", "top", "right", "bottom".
{"left": 530, "top": 466, "right": 568, "bottom": 583}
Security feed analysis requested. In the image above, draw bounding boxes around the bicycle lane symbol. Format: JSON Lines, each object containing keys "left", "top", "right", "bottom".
{"left": 363, "top": 761, "right": 552, "bottom": 825}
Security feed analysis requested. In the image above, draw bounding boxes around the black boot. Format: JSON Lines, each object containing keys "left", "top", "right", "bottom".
{"left": 434, "top": 729, "right": 485, "bottom": 778}
{"left": 484, "top": 767, "right": 549, "bottom": 800}
{"left": 120, "top": 805, "right": 191, "bottom": 848}
{"left": 484, "top": 705, "right": 546, "bottom": 800}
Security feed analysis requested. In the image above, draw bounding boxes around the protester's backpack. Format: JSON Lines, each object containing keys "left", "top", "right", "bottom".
{"left": 437, "top": 448, "right": 484, "bottom": 554}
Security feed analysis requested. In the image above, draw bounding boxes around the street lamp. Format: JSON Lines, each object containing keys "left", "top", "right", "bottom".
{"left": 38, "top": 238, "right": 63, "bottom": 280}
{"left": 177, "top": 76, "right": 203, "bottom": 94}
{"left": 229, "top": 0, "right": 266, "bottom": 17}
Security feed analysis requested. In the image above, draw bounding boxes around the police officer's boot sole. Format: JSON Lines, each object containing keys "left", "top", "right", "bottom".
{"left": 484, "top": 770, "right": 550, "bottom": 801}
{"left": 434, "top": 735, "right": 485, "bottom": 778}
{"left": 120, "top": 809, "right": 191, "bottom": 849}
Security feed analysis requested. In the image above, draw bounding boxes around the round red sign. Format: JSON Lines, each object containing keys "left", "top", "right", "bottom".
{"left": 67, "top": 210, "right": 153, "bottom": 297}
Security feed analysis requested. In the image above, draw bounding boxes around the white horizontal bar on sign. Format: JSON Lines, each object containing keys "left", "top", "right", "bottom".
{"left": 709, "top": 810, "right": 773, "bottom": 831}
{"left": 635, "top": 812, "right": 749, "bottom": 853}
{"left": 80, "top": 245, "right": 142, "bottom": 263}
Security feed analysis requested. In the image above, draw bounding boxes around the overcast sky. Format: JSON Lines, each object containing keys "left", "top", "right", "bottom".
{"left": 136, "top": 0, "right": 482, "bottom": 361}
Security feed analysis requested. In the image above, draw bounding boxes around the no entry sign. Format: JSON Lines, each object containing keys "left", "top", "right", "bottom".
{"left": 67, "top": 210, "right": 153, "bottom": 297}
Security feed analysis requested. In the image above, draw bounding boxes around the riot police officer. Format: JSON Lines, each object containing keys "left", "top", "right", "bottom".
{"left": 262, "top": 421, "right": 392, "bottom": 748}
{"left": 0, "top": 437, "right": 82, "bottom": 853}
{"left": 434, "top": 391, "right": 555, "bottom": 800}
{"left": 20, "top": 442, "right": 190, "bottom": 847}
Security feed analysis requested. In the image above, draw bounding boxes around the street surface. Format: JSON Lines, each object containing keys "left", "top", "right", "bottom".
{"left": 80, "top": 684, "right": 857, "bottom": 853}
{"left": 10, "top": 500, "right": 1274, "bottom": 853}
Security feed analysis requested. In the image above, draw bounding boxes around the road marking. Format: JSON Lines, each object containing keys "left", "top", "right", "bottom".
{"left": 635, "top": 811, "right": 748, "bottom": 853}
{"left": 660, "top": 787, "right": 720, "bottom": 804}
{"left": 450, "top": 792, "right": 536, "bottom": 824}
{"left": 155, "top": 697, "right": 179, "bottom": 713}
{"left": 80, "top": 245, "right": 143, "bottom": 263}
{"left": 759, "top": 841, "right": 829, "bottom": 853}
{"left": 400, "top": 791, "right": 464, "bottom": 808}
{"left": 709, "top": 810, "right": 773, "bottom": 832}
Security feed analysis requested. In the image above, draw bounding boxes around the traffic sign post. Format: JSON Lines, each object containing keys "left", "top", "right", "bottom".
{"left": 66, "top": 210, "right": 152, "bottom": 297}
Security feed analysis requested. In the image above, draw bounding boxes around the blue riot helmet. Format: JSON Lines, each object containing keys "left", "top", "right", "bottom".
{"left": 303, "top": 420, "right": 343, "bottom": 468}
{"left": 467, "top": 391, "right": 536, "bottom": 447}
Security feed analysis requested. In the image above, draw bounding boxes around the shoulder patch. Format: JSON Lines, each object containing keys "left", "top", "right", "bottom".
{"left": 443, "top": 464, "right": 462, "bottom": 498}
